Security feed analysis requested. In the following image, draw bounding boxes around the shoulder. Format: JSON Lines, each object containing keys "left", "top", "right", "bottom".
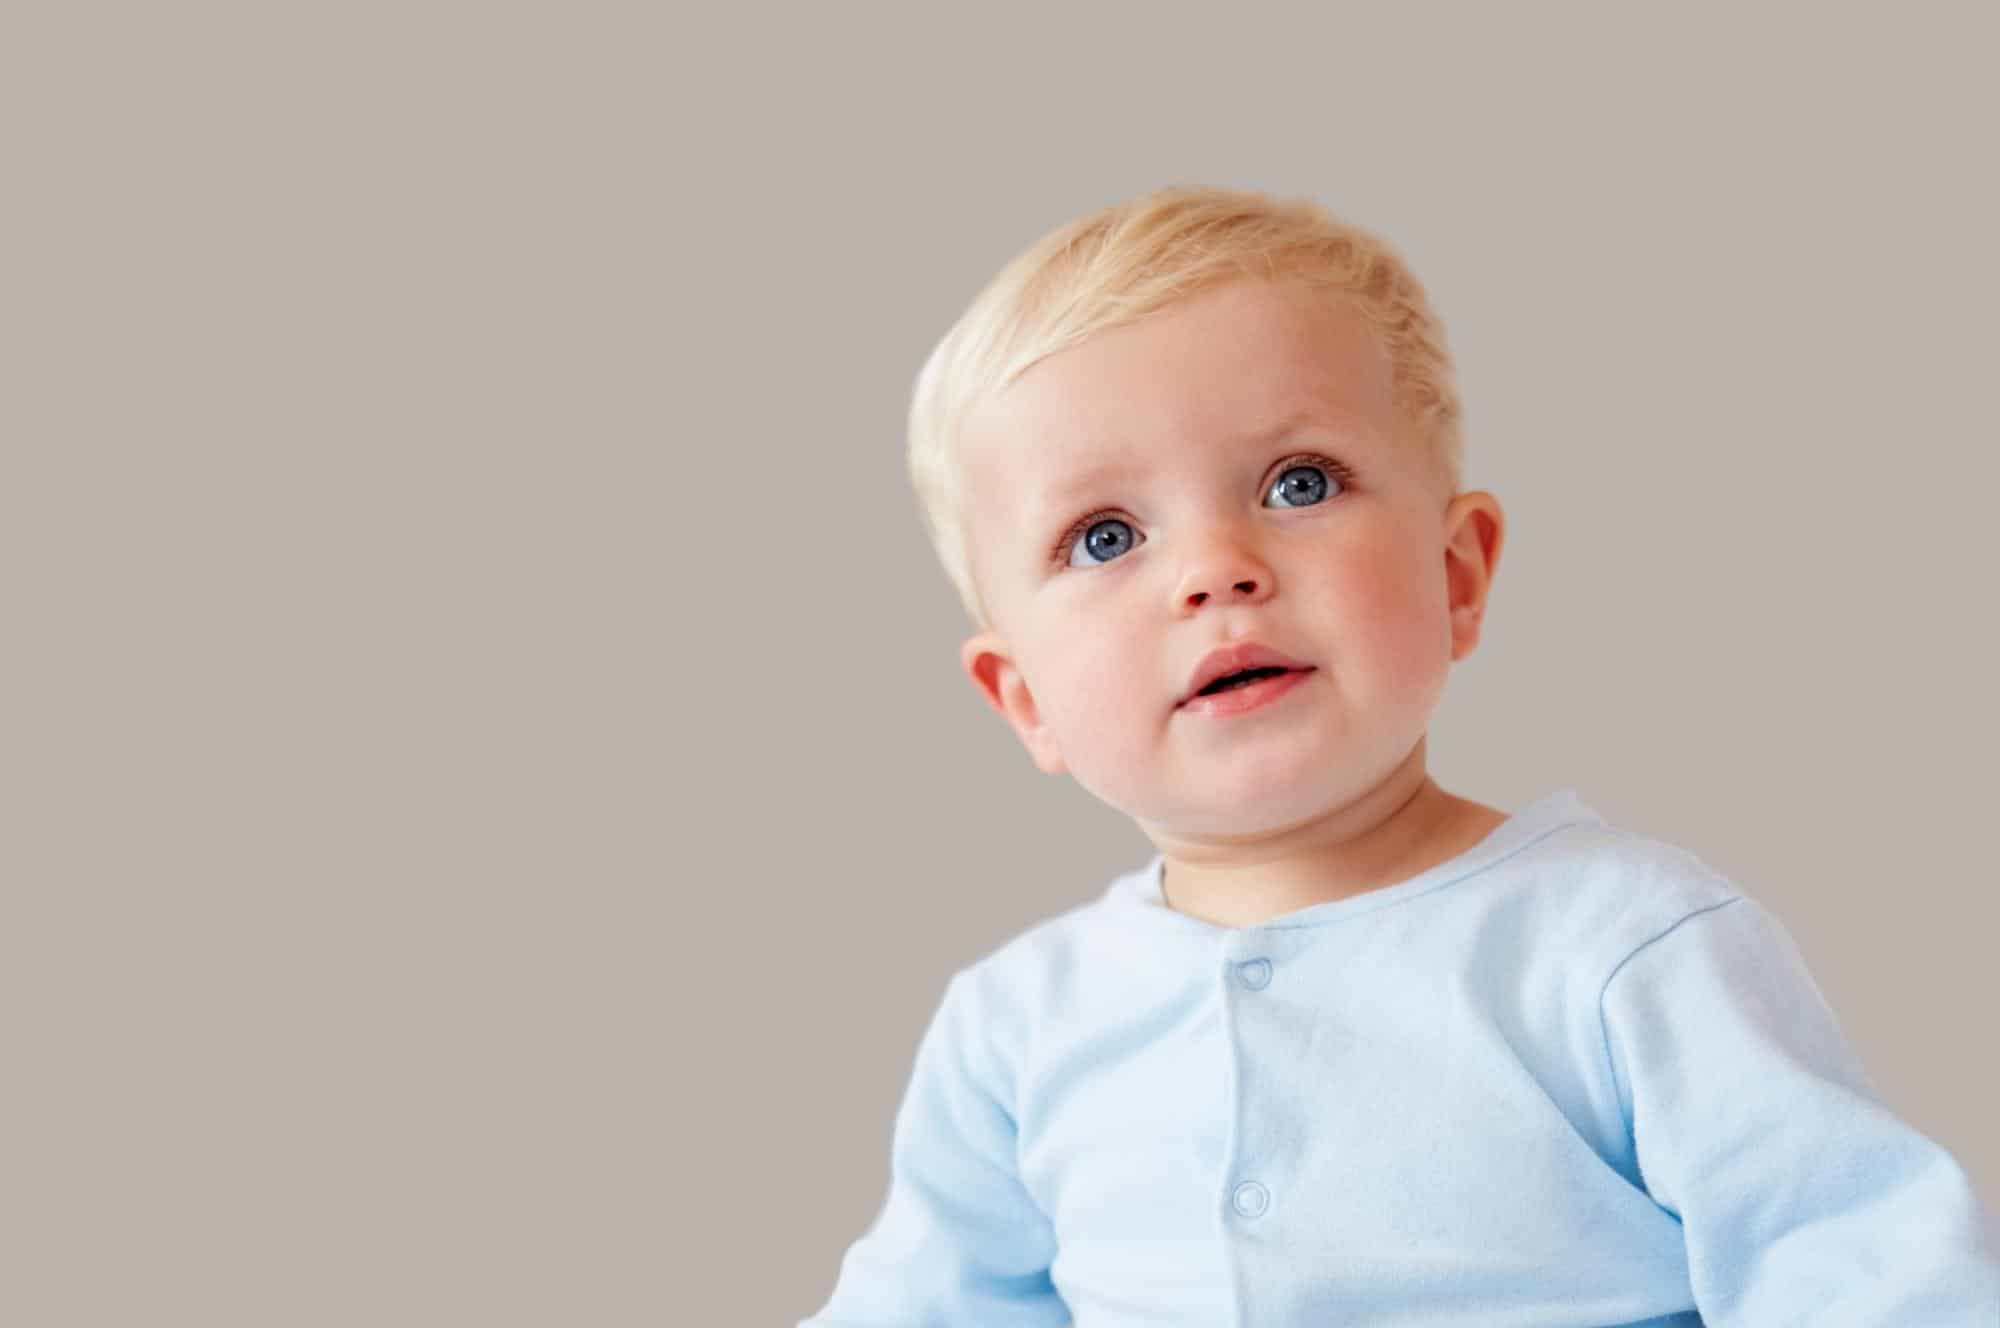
{"left": 948, "top": 864, "right": 1142, "bottom": 1008}
{"left": 1491, "top": 813, "right": 1755, "bottom": 980}
{"left": 1575, "top": 820, "right": 1743, "bottom": 927}
{"left": 924, "top": 859, "right": 1157, "bottom": 1073}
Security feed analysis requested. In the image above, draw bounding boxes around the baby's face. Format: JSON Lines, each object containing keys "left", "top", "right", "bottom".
{"left": 956, "top": 277, "right": 1497, "bottom": 839}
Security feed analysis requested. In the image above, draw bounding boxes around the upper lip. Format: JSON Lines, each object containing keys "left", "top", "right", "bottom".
{"left": 1178, "top": 642, "right": 1315, "bottom": 707}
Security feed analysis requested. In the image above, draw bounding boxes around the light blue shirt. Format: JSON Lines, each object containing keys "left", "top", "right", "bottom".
{"left": 801, "top": 790, "right": 2000, "bottom": 1326}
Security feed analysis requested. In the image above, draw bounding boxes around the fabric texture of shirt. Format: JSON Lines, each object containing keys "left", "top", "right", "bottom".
{"left": 801, "top": 789, "right": 2000, "bottom": 1326}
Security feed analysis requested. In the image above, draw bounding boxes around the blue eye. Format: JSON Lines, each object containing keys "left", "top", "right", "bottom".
{"left": 1265, "top": 462, "right": 1337, "bottom": 508}
{"left": 1063, "top": 517, "right": 1141, "bottom": 568}
{"left": 1052, "top": 454, "right": 1351, "bottom": 571}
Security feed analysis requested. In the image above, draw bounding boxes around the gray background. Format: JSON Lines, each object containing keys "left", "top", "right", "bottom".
{"left": 5, "top": 4, "right": 1995, "bottom": 1324}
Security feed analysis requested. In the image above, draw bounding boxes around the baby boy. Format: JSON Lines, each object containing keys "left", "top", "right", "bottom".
{"left": 801, "top": 185, "right": 1999, "bottom": 1325}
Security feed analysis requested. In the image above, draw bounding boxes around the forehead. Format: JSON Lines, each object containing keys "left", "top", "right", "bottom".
{"left": 957, "top": 278, "right": 1397, "bottom": 522}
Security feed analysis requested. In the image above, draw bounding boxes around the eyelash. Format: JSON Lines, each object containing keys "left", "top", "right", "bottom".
{"left": 1048, "top": 452, "right": 1357, "bottom": 569}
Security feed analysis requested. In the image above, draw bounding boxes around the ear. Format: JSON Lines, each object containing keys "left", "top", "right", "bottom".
{"left": 959, "top": 630, "right": 1068, "bottom": 776}
{"left": 1442, "top": 491, "right": 1505, "bottom": 661}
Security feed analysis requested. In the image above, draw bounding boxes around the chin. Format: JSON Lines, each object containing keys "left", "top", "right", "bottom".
{"left": 1140, "top": 779, "right": 1333, "bottom": 839}
{"left": 1078, "top": 741, "right": 1370, "bottom": 836}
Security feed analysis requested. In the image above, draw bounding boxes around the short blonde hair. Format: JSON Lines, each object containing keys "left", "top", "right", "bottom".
{"left": 908, "top": 184, "right": 1466, "bottom": 631}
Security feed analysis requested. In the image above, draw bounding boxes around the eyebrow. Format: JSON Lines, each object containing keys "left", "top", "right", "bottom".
{"left": 1037, "top": 458, "right": 1139, "bottom": 511}
{"left": 1032, "top": 408, "right": 1329, "bottom": 514}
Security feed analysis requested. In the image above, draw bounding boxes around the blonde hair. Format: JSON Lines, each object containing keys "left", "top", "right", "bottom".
{"left": 908, "top": 184, "right": 1465, "bottom": 631}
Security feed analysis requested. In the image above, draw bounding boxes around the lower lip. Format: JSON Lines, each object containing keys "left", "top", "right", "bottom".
{"left": 1179, "top": 668, "right": 1315, "bottom": 718}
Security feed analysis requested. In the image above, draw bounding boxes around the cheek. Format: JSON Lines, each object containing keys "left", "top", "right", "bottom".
{"left": 1042, "top": 632, "right": 1150, "bottom": 735}
{"left": 1027, "top": 620, "right": 1162, "bottom": 789}
{"left": 1331, "top": 545, "right": 1455, "bottom": 682}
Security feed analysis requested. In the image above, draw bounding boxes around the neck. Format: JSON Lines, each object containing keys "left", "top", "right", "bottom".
{"left": 1154, "top": 748, "right": 1484, "bottom": 929}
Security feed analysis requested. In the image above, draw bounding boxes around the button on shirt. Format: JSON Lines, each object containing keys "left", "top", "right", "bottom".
{"left": 801, "top": 790, "right": 2000, "bottom": 1326}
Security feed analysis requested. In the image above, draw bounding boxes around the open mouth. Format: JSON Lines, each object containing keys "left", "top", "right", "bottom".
{"left": 1194, "top": 665, "right": 1292, "bottom": 697}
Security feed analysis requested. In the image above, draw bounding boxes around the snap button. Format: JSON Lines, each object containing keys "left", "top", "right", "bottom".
{"left": 1235, "top": 957, "right": 1272, "bottom": 990}
{"left": 1232, "top": 1180, "right": 1270, "bottom": 1218}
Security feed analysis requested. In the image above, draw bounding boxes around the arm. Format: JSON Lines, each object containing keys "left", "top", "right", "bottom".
{"left": 1599, "top": 895, "right": 2000, "bottom": 1323}
{"left": 800, "top": 973, "right": 1068, "bottom": 1327}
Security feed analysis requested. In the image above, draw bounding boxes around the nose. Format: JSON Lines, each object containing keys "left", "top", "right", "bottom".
{"left": 1174, "top": 525, "right": 1276, "bottom": 612}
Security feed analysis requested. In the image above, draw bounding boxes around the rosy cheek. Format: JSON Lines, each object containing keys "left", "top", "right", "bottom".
{"left": 1336, "top": 567, "right": 1450, "bottom": 680}
{"left": 1068, "top": 650, "right": 1135, "bottom": 724}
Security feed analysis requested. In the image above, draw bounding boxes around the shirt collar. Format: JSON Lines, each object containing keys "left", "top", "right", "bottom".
{"left": 1100, "top": 788, "right": 1601, "bottom": 931}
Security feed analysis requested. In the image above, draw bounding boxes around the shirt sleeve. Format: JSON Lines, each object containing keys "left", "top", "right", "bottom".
{"left": 1599, "top": 894, "right": 2000, "bottom": 1324}
{"left": 799, "top": 972, "right": 1069, "bottom": 1327}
